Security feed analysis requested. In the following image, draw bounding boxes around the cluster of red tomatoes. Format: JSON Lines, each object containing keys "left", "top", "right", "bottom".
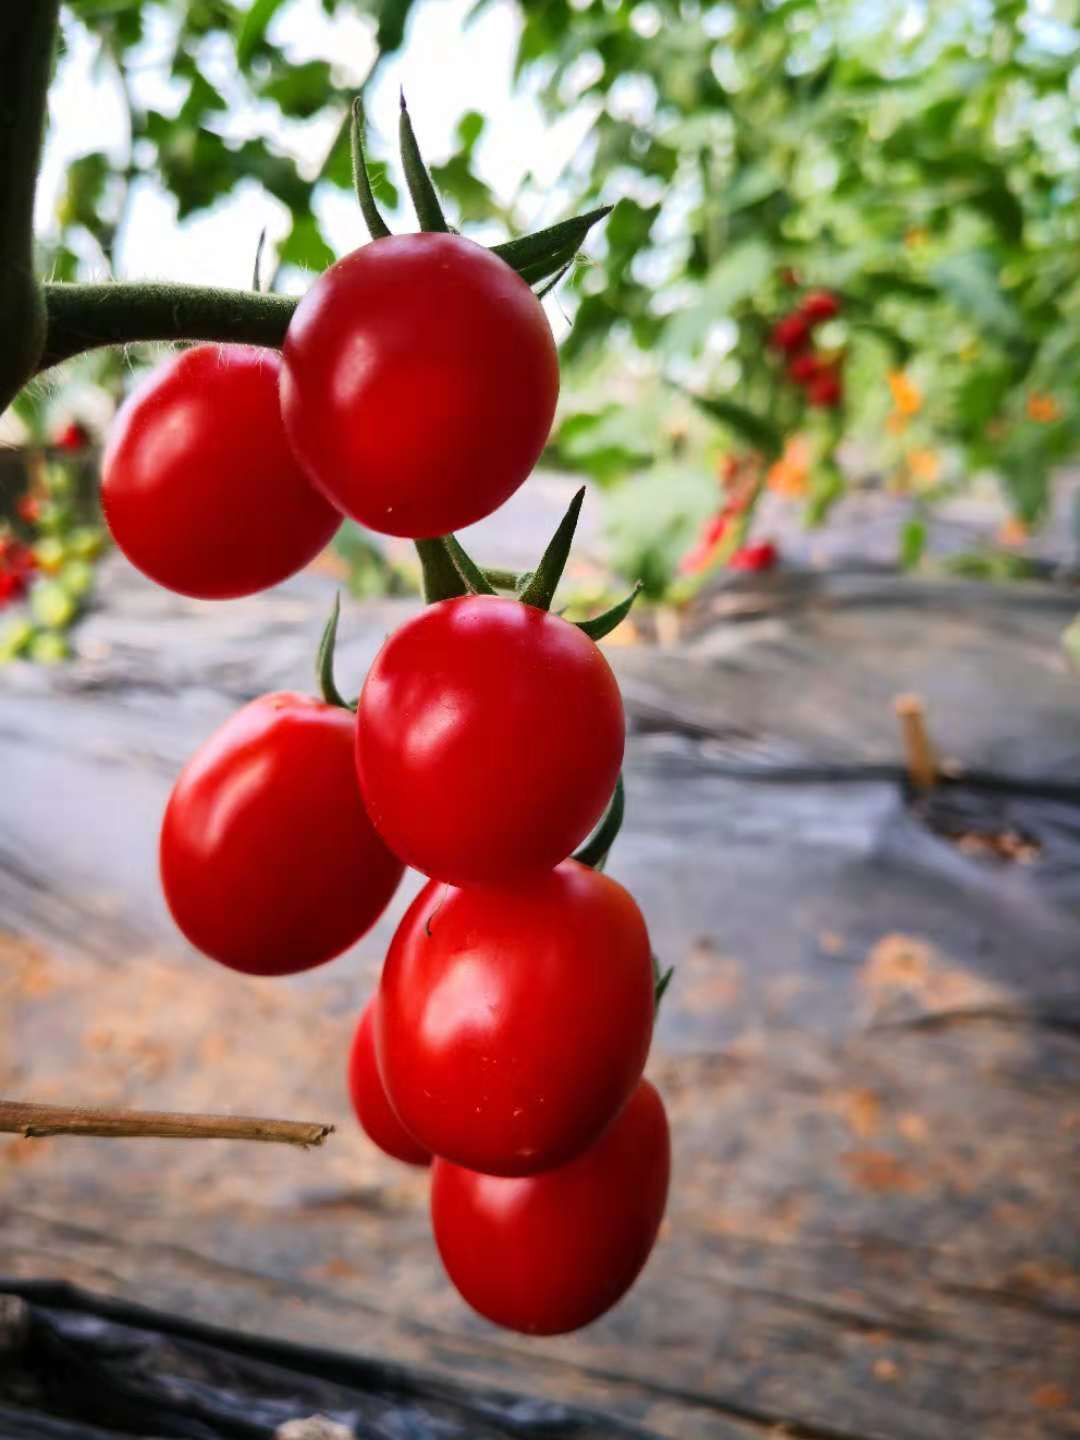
{"left": 0, "top": 535, "right": 36, "bottom": 606}
{"left": 100, "top": 231, "right": 669, "bottom": 1336}
{"left": 769, "top": 290, "right": 843, "bottom": 409}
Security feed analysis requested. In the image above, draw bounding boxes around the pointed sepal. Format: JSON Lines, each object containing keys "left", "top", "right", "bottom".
{"left": 316, "top": 592, "right": 356, "bottom": 710}
{"left": 351, "top": 97, "right": 392, "bottom": 241}
{"left": 518, "top": 487, "right": 585, "bottom": 611}
{"left": 492, "top": 205, "right": 611, "bottom": 285}
{"left": 575, "top": 582, "right": 642, "bottom": 642}
{"left": 572, "top": 774, "right": 624, "bottom": 871}
{"left": 445, "top": 534, "right": 497, "bottom": 595}
{"left": 399, "top": 90, "right": 448, "bottom": 233}
{"left": 652, "top": 953, "right": 674, "bottom": 1009}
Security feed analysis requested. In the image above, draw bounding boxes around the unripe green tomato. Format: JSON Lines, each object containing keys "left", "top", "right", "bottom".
{"left": 29, "top": 631, "right": 69, "bottom": 664}
{"left": 69, "top": 526, "right": 106, "bottom": 560}
{"left": 37, "top": 501, "right": 71, "bottom": 535}
{"left": 0, "top": 618, "right": 34, "bottom": 663}
{"left": 60, "top": 559, "right": 94, "bottom": 599}
{"left": 33, "top": 536, "right": 65, "bottom": 574}
{"left": 46, "top": 465, "right": 73, "bottom": 499}
{"left": 31, "top": 581, "right": 76, "bottom": 629}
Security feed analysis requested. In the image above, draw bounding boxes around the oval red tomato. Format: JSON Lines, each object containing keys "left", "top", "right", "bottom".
{"left": 279, "top": 234, "right": 559, "bottom": 539}
{"left": 376, "top": 859, "right": 653, "bottom": 1176}
{"left": 431, "top": 1079, "right": 670, "bottom": 1335}
{"left": 356, "top": 595, "right": 624, "bottom": 886}
{"left": 347, "top": 1001, "right": 429, "bottom": 1166}
{"left": 161, "top": 693, "right": 403, "bottom": 976}
{"left": 102, "top": 345, "right": 340, "bottom": 599}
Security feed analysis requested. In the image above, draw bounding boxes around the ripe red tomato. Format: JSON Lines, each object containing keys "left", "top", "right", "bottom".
{"left": 279, "top": 234, "right": 559, "bottom": 539}
{"left": 347, "top": 1001, "right": 430, "bottom": 1166}
{"left": 806, "top": 370, "right": 843, "bottom": 409}
{"left": 801, "top": 290, "right": 840, "bottom": 323}
{"left": 356, "top": 595, "right": 624, "bottom": 885}
{"left": 56, "top": 421, "right": 89, "bottom": 451}
{"left": 769, "top": 312, "right": 810, "bottom": 352}
{"left": 376, "top": 859, "right": 653, "bottom": 1177}
{"left": 431, "top": 1079, "right": 670, "bottom": 1334}
{"left": 102, "top": 345, "right": 340, "bottom": 599}
{"left": 160, "top": 693, "right": 403, "bottom": 976}
{"left": 729, "top": 540, "right": 778, "bottom": 572}
{"left": 786, "top": 351, "right": 821, "bottom": 385}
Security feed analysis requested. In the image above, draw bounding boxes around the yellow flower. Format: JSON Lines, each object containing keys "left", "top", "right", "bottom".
{"left": 765, "top": 434, "right": 811, "bottom": 498}
{"left": 997, "top": 516, "right": 1029, "bottom": 548}
{"left": 888, "top": 371, "right": 922, "bottom": 417}
{"left": 1026, "top": 392, "right": 1060, "bottom": 424}
{"left": 907, "top": 449, "right": 941, "bottom": 487}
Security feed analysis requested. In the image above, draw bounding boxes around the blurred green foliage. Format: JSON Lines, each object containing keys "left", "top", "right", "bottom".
{"left": 32, "top": 0, "right": 1080, "bottom": 602}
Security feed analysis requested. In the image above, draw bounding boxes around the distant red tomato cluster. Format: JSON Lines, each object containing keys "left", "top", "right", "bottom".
{"left": 0, "top": 536, "right": 36, "bottom": 606}
{"left": 770, "top": 290, "right": 843, "bottom": 409}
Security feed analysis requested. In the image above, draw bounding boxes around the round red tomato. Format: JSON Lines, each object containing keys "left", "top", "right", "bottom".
{"left": 769, "top": 312, "right": 810, "bottom": 353}
{"left": 102, "top": 345, "right": 340, "bottom": 599}
{"left": 160, "top": 693, "right": 403, "bottom": 975}
{"left": 376, "top": 859, "right": 653, "bottom": 1176}
{"left": 279, "top": 234, "right": 559, "bottom": 539}
{"left": 347, "top": 1001, "right": 429, "bottom": 1166}
{"left": 431, "top": 1079, "right": 670, "bottom": 1335}
{"left": 800, "top": 289, "right": 840, "bottom": 323}
{"left": 356, "top": 595, "right": 624, "bottom": 885}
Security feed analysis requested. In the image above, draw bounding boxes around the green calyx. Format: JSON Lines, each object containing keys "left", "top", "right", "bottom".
{"left": 414, "top": 489, "right": 640, "bottom": 639}
{"left": 315, "top": 592, "right": 356, "bottom": 711}
{"left": 347, "top": 92, "right": 610, "bottom": 294}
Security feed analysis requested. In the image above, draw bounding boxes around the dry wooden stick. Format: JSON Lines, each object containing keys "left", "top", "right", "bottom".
{"left": 893, "top": 692, "right": 938, "bottom": 791}
{"left": 0, "top": 1100, "right": 333, "bottom": 1148}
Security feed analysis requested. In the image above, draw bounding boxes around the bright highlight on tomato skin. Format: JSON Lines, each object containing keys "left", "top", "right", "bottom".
{"left": 431, "top": 1079, "right": 670, "bottom": 1335}
{"left": 160, "top": 693, "right": 403, "bottom": 976}
{"left": 101, "top": 344, "right": 341, "bottom": 599}
{"left": 375, "top": 860, "right": 654, "bottom": 1177}
{"left": 355, "top": 595, "right": 625, "bottom": 887}
{"left": 347, "top": 1001, "right": 430, "bottom": 1167}
{"left": 279, "top": 233, "right": 560, "bottom": 540}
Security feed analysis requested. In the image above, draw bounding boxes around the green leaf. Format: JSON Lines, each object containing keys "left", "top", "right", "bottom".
{"left": 456, "top": 110, "right": 485, "bottom": 154}
{"left": 236, "top": 0, "right": 289, "bottom": 68}
{"left": 899, "top": 517, "right": 927, "bottom": 569}
{"left": 375, "top": 0, "right": 419, "bottom": 53}
{"left": 260, "top": 60, "right": 335, "bottom": 120}
{"left": 932, "top": 251, "right": 1026, "bottom": 345}
{"left": 661, "top": 240, "right": 773, "bottom": 356}
{"left": 277, "top": 213, "right": 335, "bottom": 272}
{"left": 518, "top": 487, "right": 585, "bottom": 611}
{"left": 399, "top": 92, "right": 448, "bottom": 232}
{"left": 575, "top": 583, "right": 642, "bottom": 641}
{"left": 689, "top": 394, "right": 782, "bottom": 461}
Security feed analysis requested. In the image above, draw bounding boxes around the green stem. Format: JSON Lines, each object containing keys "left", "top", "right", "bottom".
{"left": 414, "top": 537, "right": 468, "bottom": 604}
{"left": 0, "top": 0, "right": 61, "bottom": 412}
{"left": 37, "top": 282, "right": 297, "bottom": 371}
{"left": 482, "top": 567, "right": 521, "bottom": 591}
